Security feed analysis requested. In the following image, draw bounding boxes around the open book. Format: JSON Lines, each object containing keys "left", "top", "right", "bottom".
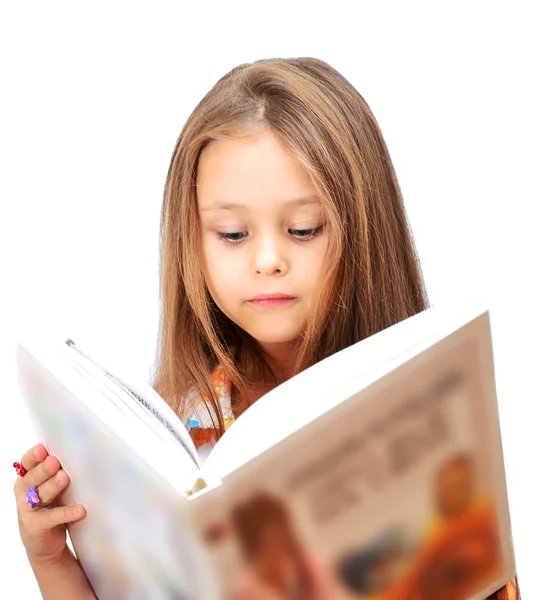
{"left": 15, "top": 304, "right": 516, "bottom": 600}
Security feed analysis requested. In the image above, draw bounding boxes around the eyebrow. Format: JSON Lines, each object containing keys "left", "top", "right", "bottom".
{"left": 199, "top": 196, "right": 320, "bottom": 212}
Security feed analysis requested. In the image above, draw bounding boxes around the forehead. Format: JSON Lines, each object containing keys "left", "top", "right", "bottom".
{"left": 196, "top": 132, "right": 318, "bottom": 210}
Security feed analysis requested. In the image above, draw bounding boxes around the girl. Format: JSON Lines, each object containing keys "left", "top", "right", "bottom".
{"left": 13, "top": 57, "right": 519, "bottom": 600}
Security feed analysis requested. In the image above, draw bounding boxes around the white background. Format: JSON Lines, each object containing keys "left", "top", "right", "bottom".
{"left": 1, "top": 2, "right": 547, "bottom": 597}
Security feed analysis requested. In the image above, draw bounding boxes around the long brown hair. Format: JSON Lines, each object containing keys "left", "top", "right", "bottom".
{"left": 154, "top": 57, "right": 428, "bottom": 430}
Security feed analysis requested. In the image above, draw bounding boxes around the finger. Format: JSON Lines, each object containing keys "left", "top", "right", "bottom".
{"left": 24, "top": 504, "right": 87, "bottom": 531}
{"left": 26, "top": 455, "right": 61, "bottom": 488}
{"left": 33, "top": 469, "right": 70, "bottom": 505}
{"left": 14, "top": 455, "right": 61, "bottom": 498}
{"left": 20, "top": 443, "right": 49, "bottom": 472}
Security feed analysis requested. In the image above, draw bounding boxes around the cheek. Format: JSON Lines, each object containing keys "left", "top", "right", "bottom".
{"left": 202, "top": 241, "right": 241, "bottom": 307}
{"left": 298, "top": 239, "right": 329, "bottom": 282}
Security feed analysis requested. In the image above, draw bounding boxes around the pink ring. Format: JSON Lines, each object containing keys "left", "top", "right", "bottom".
{"left": 25, "top": 486, "right": 43, "bottom": 509}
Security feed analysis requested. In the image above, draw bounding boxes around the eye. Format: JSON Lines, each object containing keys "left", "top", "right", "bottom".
{"left": 216, "top": 231, "right": 248, "bottom": 244}
{"left": 288, "top": 225, "right": 324, "bottom": 240}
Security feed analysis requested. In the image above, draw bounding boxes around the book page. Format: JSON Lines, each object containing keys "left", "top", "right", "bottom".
{"left": 66, "top": 340, "right": 201, "bottom": 468}
{"left": 191, "top": 313, "right": 516, "bottom": 600}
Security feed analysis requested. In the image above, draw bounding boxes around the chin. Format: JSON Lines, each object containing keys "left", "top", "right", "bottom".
{"left": 246, "top": 327, "right": 301, "bottom": 348}
{"left": 253, "top": 334, "right": 300, "bottom": 347}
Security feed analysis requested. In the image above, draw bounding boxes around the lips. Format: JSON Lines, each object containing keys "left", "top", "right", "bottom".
{"left": 248, "top": 293, "right": 297, "bottom": 307}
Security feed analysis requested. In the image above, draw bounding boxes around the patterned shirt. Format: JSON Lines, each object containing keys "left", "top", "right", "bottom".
{"left": 184, "top": 367, "right": 235, "bottom": 461}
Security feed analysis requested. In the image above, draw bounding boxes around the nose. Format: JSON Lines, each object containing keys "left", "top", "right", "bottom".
{"left": 251, "top": 233, "right": 289, "bottom": 276}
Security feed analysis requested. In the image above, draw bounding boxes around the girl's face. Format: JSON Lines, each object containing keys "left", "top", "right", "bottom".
{"left": 197, "top": 131, "right": 328, "bottom": 357}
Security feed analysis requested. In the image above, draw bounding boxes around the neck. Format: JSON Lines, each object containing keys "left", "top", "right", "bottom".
{"left": 259, "top": 341, "right": 299, "bottom": 382}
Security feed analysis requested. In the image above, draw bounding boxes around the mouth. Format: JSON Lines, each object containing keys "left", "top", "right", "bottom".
{"left": 247, "top": 293, "right": 297, "bottom": 307}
